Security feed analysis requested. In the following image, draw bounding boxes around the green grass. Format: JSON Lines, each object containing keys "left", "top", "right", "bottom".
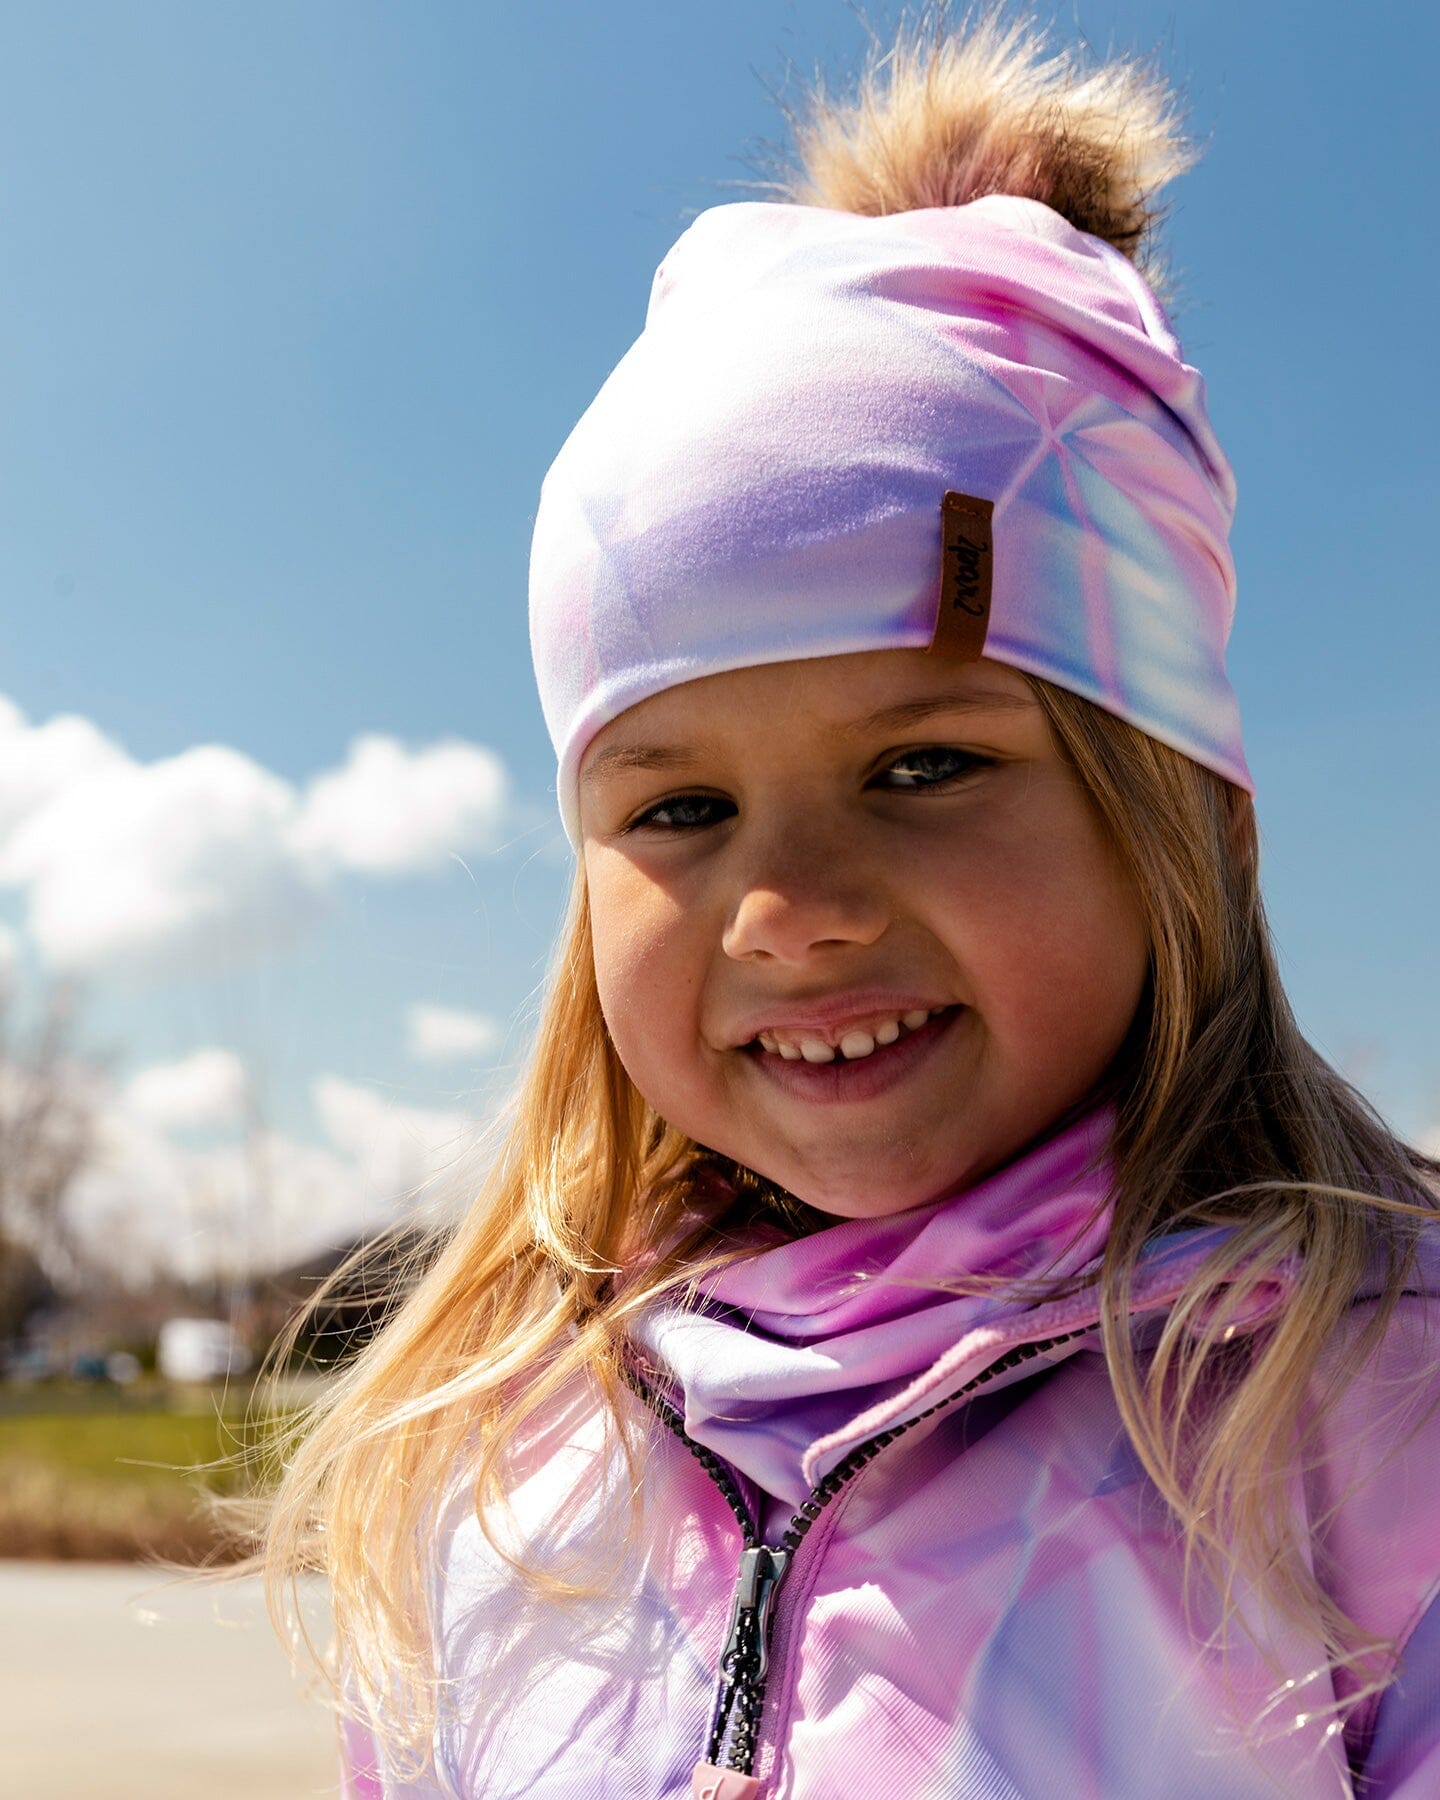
{"left": 0, "top": 1387, "right": 291, "bottom": 1562}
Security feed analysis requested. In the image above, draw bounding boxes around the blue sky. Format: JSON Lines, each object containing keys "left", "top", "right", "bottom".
{"left": 0, "top": 2, "right": 1435, "bottom": 1271}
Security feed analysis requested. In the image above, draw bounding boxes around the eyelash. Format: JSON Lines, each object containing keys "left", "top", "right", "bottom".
{"left": 623, "top": 747, "right": 991, "bottom": 833}
{"left": 878, "top": 746, "right": 989, "bottom": 790}
{"left": 627, "top": 792, "right": 736, "bottom": 832}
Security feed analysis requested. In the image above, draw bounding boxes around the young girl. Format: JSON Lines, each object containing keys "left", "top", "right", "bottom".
{"left": 262, "top": 13, "right": 1440, "bottom": 1797}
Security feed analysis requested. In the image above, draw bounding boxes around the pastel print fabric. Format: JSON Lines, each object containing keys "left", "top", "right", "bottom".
{"left": 529, "top": 196, "right": 1251, "bottom": 841}
{"left": 338, "top": 1124, "right": 1440, "bottom": 1795}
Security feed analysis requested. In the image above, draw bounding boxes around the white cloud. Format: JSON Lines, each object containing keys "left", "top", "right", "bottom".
{"left": 0, "top": 743, "right": 317, "bottom": 974}
{"left": 62, "top": 1066, "right": 487, "bottom": 1283}
{"left": 313, "top": 1074, "right": 479, "bottom": 1210}
{"left": 123, "top": 1049, "right": 248, "bottom": 1133}
{"left": 292, "top": 734, "right": 509, "bottom": 876}
{"left": 67, "top": 1102, "right": 365, "bottom": 1285}
{"left": 0, "top": 698, "right": 515, "bottom": 978}
{"left": 0, "top": 922, "right": 18, "bottom": 988}
{"left": 0, "top": 700, "right": 127, "bottom": 840}
{"left": 405, "top": 1002, "right": 505, "bottom": 1064}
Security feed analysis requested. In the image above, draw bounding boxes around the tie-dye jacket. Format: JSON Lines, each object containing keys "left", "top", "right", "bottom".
{"left": 339, "top": 1225, "right": 1440, "bottom": 1799}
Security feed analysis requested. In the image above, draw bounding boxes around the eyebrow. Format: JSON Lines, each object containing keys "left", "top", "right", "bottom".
{"left": 581, "top": 743, "right": 702, "bottom": 785}
{"left": 580, "top": 688, "right": 1037, "bottom": 788}
{"left": 849, "top": 690, "right": 1037, "bottom": 734}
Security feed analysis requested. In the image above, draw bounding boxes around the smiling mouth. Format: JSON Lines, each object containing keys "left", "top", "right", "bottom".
{"left": 747, "top": 1005, "right": 953, "bottom": 1065}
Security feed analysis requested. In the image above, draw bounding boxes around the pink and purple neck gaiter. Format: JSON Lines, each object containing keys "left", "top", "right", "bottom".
{"left": 528, "top": 194, "right": 1251, "bottom": 843}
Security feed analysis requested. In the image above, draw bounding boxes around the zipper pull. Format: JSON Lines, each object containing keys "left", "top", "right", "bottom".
{"left": 750, "top": 1546, "right": 790, "bottom": 1683}
{"left": 699, "top": 1543, "right": 793, "bottom": 1792}
{"left": 719, "top": 1546, "right": 791, "bottom": 1684}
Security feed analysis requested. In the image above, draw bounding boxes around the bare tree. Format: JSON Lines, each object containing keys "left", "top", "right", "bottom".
{"left": 0, "top": 981, "right": 98, "bottom": 1341}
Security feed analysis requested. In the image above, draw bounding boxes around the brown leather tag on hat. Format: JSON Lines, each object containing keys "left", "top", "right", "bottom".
{"left": 929, "top": 490, "right": 993, "bottom": 660}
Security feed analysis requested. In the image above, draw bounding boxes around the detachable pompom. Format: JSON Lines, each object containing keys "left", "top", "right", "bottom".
{"left": 778, "top": 5, "right": 1193, "bottom": 277}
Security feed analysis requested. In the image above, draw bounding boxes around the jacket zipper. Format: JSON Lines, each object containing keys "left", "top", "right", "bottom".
{"left": 627, "top": 1325, "right": 1089, "bottom": 1783}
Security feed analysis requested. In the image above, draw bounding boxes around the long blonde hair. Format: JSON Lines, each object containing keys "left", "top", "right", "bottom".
{"left": 252, "top": 2, "right": 1437, "bottom": 1761}
{"left": 252, "top": 677, "right": 1436, "bottom": 1750}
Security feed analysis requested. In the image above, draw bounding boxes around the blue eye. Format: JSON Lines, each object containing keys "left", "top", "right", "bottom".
{"left": 877, "top": 747, "right": 988, "bottom": 790}
{"left": 627, "top": 792, "right": 736, "bottom": 832}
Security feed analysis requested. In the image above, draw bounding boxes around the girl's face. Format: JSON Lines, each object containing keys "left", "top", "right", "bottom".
{"left": 578, "top": 651, "right": 1149, "bottom": 1218}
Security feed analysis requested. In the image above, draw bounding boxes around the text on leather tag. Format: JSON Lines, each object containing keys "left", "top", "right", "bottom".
{"left": 929, "top": 490, "right": 994, "bottom": 660}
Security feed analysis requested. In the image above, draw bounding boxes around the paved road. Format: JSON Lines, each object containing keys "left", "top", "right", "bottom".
{"left": 0, "top": 1562, "right": 340, "bottom": 1799}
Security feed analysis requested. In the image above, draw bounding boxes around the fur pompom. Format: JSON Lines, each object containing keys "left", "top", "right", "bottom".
{"left": 779, "top": 5, "right": 1194, "bottom": 275}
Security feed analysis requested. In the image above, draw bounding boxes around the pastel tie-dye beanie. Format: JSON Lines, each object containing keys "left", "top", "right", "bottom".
{"left": 529, "top": 192, "right": 1249, "bottom": 843}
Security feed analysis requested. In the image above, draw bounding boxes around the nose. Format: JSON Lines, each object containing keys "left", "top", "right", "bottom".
{"left": 721, "top": 821, "right": 889, "bottom": 965}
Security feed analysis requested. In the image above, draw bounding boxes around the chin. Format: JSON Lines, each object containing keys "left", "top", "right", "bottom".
{"left": 773, "top": 1162, "right": 962, "bottom": 1222}
{"left": 809, "top": 1195, "right": 936, "bottom": 1222}
{"left": 769, "top": 1124, "right": 1026, "bottom": 1218}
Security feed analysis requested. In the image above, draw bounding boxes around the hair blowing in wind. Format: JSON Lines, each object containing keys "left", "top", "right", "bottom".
{"left": 242, "top": 8, "right": 1440, "bottom": 1780}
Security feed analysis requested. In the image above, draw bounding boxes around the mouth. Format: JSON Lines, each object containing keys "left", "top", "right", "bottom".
{"left": 747, "top": 1005, "right": 950, "bottom": 1065}
{"left": 735, "top": 1003, "right": 963, "bottom": 1104}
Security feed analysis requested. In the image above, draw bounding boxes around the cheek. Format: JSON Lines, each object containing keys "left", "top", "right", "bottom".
{"left": 1008, "top": 905, "right": 1147, "bottom": 1058}
{"left": 935, "top": 811, "right": 1148, "bottom": 1055}
{"left": 585, "top": 856, "right": 709, "bottom": 1095}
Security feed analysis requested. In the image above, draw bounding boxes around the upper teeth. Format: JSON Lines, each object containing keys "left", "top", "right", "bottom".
{"left": 756, "top": 1008, "right": 946, "bottom": 1064}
